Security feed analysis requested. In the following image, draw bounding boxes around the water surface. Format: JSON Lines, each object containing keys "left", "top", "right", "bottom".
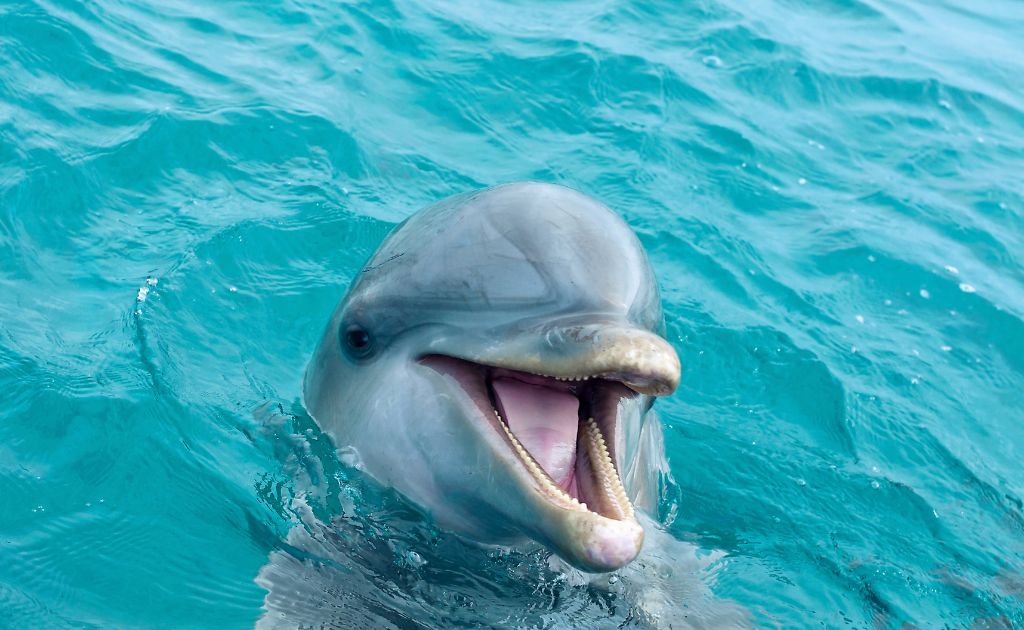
{"left": 1, "top": 0, "right": 1023, "bottom": 627}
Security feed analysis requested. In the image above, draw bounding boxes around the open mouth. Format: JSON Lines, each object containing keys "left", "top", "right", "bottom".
{"left": 420, "top": 355, "right": 637, "bottom": 522}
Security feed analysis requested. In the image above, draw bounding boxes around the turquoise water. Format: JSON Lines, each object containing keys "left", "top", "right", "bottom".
{"left": 2, "top": 0, "right": 1023, "bottom": 626}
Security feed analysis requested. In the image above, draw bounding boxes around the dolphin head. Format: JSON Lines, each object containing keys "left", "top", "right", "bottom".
{"left": 304, "top": 182, "right": 680, "bottom": 572}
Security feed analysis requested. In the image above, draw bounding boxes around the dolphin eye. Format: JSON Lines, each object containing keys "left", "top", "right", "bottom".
{"left": 343, "top": 324, "right": 373, "bottom": 358}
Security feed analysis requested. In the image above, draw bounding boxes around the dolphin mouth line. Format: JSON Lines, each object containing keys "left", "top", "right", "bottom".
{"left": 420, "top": 355, "right": 636, "bottom": 523}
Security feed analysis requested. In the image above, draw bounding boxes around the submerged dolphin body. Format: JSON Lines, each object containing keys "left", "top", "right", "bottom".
{"left": 303, "top": 182, "right": 680, "bottom": 572}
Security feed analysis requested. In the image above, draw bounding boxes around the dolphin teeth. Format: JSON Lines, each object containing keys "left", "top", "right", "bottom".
{"left": 539, "top": 373, "right": 611, "bottom": 382}
{"left": 493, "top": 407, "right": 588, "bottom": 512}
{"left": 492, "top": 407, "right": 634, "bottom": 520}
{"left": 583, "top": 418, "right": 635, "bottom": 520}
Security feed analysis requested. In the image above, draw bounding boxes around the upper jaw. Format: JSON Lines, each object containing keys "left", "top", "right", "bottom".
{"left": 465, "top": 321, "right": 681, "bottom": 397}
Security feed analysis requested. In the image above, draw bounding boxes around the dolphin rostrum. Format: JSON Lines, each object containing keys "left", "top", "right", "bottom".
{"left": 304, "top": 182, "right": 681, "bottom": 572}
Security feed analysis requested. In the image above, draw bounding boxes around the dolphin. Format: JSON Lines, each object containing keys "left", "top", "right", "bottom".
{"left": 303, "top": 181, "right": 680, "bottom": 573}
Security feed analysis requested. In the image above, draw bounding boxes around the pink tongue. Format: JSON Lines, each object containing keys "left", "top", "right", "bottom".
{"left": 492, "top": 377, "right": 579, "bottom": 487}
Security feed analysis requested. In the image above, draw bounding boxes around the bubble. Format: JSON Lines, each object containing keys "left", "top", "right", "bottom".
{"left": 919, "top": 289, "right": 930, "bottom": 299}
{"left": 958, "top": 283, "right": 976, "bottom": 293}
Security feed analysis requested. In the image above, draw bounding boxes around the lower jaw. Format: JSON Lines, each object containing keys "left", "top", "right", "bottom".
{"left": 531, "top": 491, "right": 645, "bottom": 572}
{"left": 492, "top": 393, "right": 646, "bottom": 571}
{"left": 418, "top": 355, "right": 645, "bottom": 570}
{"left": 495, "top": 410, "right": 634, "bottom": 517}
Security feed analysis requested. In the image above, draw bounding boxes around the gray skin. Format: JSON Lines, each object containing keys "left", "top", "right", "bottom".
{"left": 304, "top": 182, "right": 680, "bottom": 572}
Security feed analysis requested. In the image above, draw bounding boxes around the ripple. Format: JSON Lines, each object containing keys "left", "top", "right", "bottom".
{"left": 2, "top": 0, "right": 1024, "bottom": 626}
